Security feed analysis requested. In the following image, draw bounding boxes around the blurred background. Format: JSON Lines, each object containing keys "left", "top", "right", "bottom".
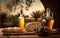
{"left": 0, "top": 0, "right": 60, "bottom": 28}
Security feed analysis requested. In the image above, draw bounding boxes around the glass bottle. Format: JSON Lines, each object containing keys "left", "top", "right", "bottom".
{"left": 46, "top": 8, "right": 54, "bottom": 31}
{"left": 18, "top": 10, "right": 25, "bottom": 30}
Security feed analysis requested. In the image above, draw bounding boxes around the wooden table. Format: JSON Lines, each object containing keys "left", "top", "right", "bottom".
{"left": 0, "top": 34, "right": 60, "bottom": 38}
{"left": 2, "top": 28, "right": 60, "bottom": 38}
{"left": 2, "top": 32, "right": 60, "bottom": 38}
{"left": 3, "top": 32, "right": 37, "bottom": 38}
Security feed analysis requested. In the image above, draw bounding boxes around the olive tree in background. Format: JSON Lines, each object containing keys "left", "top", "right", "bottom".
{"left": 5, "top": 0, "right": 35, "bottom": 27}
{"left": 30, "top": 11, "right": 42, "bottom": 21}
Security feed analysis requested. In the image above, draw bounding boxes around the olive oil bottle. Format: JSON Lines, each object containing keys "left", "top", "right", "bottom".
{"left": 46, "top": 8, "right": 54, "bottom": 31}
{"left": 18, "top": 10, "right": 24, "bottom": 30}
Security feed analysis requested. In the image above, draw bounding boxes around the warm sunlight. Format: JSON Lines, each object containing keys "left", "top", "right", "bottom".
{"left": 0, "top": 0, "right": 45, "bottom": 17}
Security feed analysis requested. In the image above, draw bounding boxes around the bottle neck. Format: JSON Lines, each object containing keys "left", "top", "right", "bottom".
{"left": 19, "top": 9, "right": 24, "bottom": 17}
{"left": 21, "top": 9, "right": 23, "bottom": 14}
{"left": 46, "top": 8, "right": 54, "bottom": 20}
{"left": 19, "top": 10, "right": 24, "bottom": 18}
